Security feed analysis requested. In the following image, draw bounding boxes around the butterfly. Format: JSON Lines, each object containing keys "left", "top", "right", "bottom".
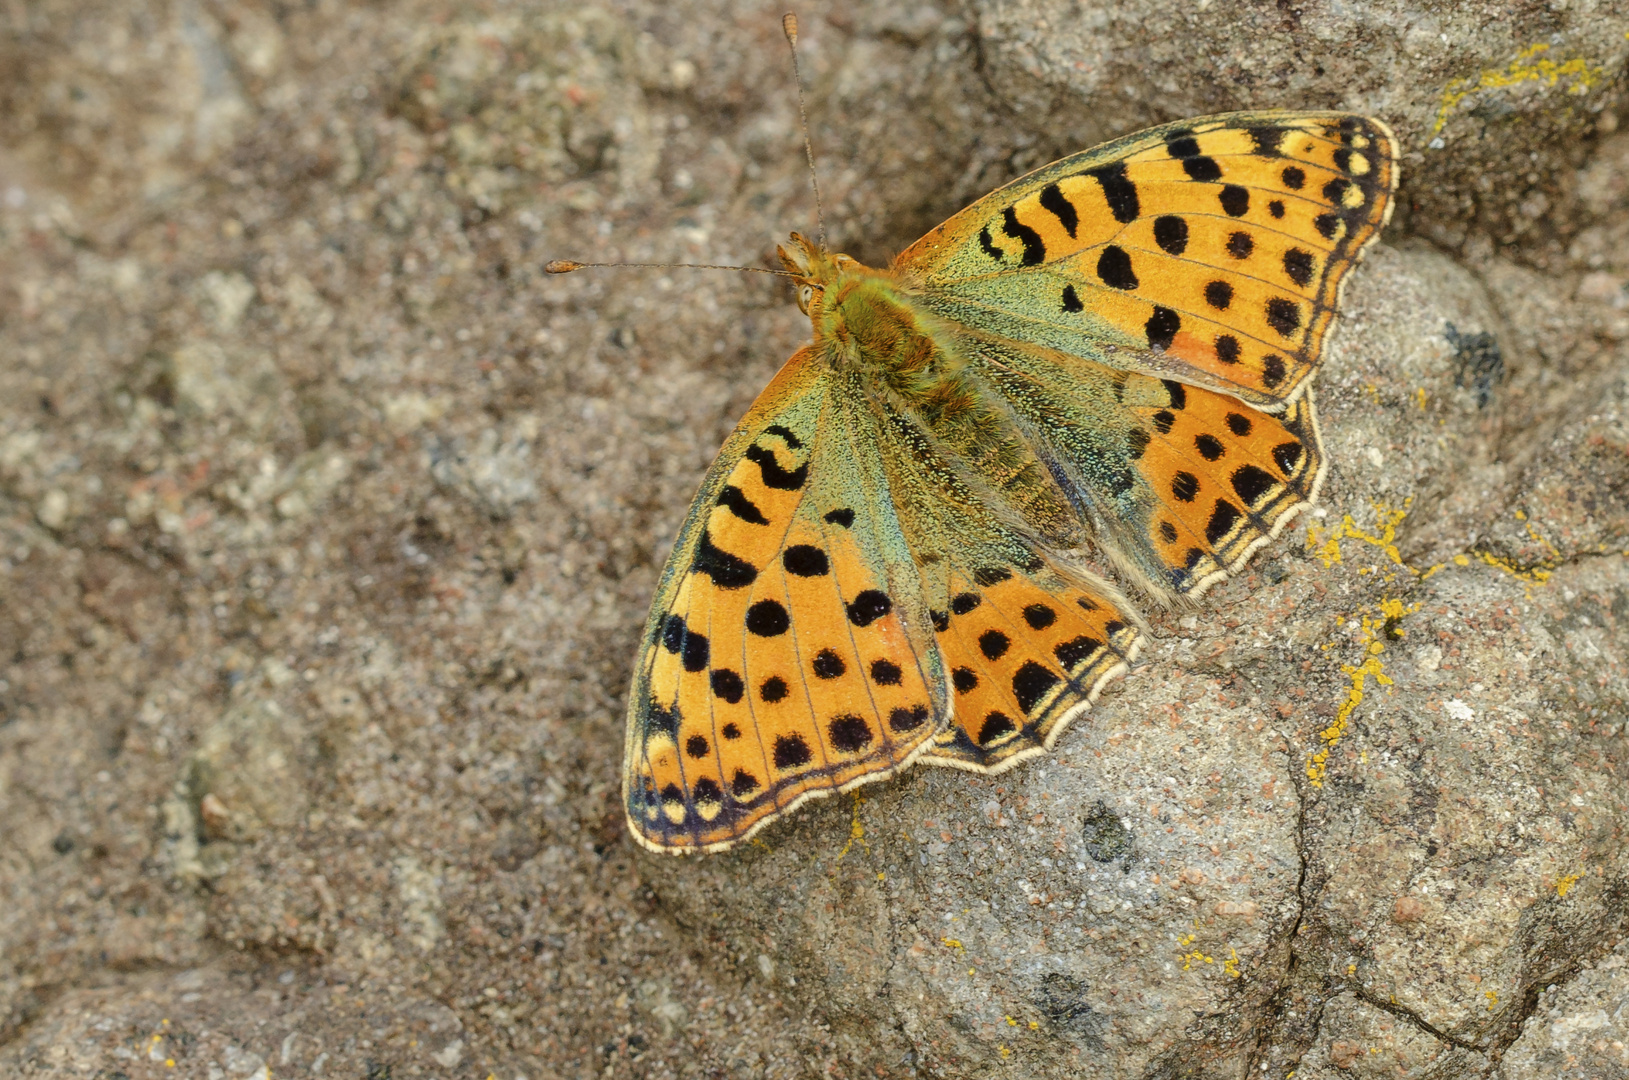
{"left": 617, "top": 110, "right": 1397, "bottom": 853}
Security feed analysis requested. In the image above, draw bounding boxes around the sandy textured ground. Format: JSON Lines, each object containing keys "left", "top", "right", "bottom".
{"left": 2, "top": 2, "right": 1627, "bottom": 1078}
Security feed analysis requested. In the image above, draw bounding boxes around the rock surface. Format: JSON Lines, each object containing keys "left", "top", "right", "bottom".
{"left": 1, "top": 2, "right": 1625, "bottom": 1078}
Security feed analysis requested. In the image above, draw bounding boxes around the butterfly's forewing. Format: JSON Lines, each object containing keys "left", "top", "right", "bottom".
{"left": 865, "top": 404, "right": 1141, "bottom": 771}
{"left": 956, "top": 331, "right": 1325, "bottom": 601}
{"left": 626, "top": 349, "right": 948, "bottom": 853}
{"left": 895, "top": 112, "right": 1397, "bottom": 410}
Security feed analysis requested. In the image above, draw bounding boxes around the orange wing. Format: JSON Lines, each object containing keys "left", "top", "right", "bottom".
{"left": 896, "top": 111, "right": 1397, "bottom": 410}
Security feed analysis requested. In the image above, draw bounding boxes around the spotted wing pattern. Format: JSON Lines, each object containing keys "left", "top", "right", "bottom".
{"left": 625, "top": 349, "right": 947, "bottom": 854}
{"left": 955, "top": 330, "right": 1325, "bottom": 601}
{"left": 897, "top": 112, "right": 1397, "bottom": 410}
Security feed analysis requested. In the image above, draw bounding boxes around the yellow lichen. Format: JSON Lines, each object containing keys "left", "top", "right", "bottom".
{"left": 1433, "top": 43, "right": 1608, "bottom": 137}
{"left": 1556, "top": 870, "right": 1584, "bottom": 898}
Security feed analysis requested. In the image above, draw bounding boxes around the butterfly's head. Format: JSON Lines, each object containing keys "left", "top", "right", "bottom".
{"left": 776, "top": 231, "right": 858, "bottom": 317}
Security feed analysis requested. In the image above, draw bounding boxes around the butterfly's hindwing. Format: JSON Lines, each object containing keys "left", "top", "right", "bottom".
{"left": 865, "top": 399, "right": 1142, "bottom": 771}
{"left": 625, "top": 350, "right": 947, "bottom": 853}
{"left": 898, "top": 112, "right": 1397, "bottom": 410}
{"left": 954, "top": 331, "right": 1324, "bottom": 600}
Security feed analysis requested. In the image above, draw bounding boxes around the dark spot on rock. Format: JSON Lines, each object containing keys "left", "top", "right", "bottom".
{"left": 1081, "top": 799, "right": 1132, "bottom": 862}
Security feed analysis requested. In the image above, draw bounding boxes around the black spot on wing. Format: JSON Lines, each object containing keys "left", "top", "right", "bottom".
{"left": 1205, "top": 499, "right": 1242, "bottom": 545}
{"left": 1097, "top": 246, "right": 1138, "bottom": 290}
{"left": 1283, "top": 249, "right": 1315, "bottom": 287}
{"left": 710, "top": 668, "right": 744, "bottom": 703}
{"left": 889, "top": 704, "right": 929, "bottom": 733}
{"left": 744, "top": 444, "right": 808, "bottom": 490}
{"left": 1281, "top": 166, "right": 1306, "bottom": 190}
{"left": 717, "top": 485, "right": 769, "bottom": 524}
{"left": 1216, "top": 335, "right": 1241, "bottom": 364}
{"left": 1002, "top": 206, "right": 1046, "bottom": 266}
{"left": 1146, "top": 306, "right": 1180, "bottom": 352}
{"left": 1086, "top": 161, "right": 1140, "bottom": 223}
{"left": 1054, "top": 635, "right": 1102, "bottom": 668}
{"left": 745, "top": 599, "right": 789, "bottom": 637}
{"left": 1171, "top": 472, "right": 1199, "bottom": 502}
{"left": 1038, "top": 183, "right": 1078, "bottom": 238}
{"left": 762, "top": 424, "right": 804, "bottom": 450}
{"left": 694, "top": 530, "right": 758, "bottom": 589}
{"left": 847, "top": 590, "right": 893, "bottom": 627}
{"left": 782, "top": 544, "right": 830, "bottom": 576}
{"left": 759, "top": 675, "right": 788, "bottom": 702}
{"left": 974, "top": 566, "right": 1013, "bottom": 587}
{"left": 828, "top": 715, "right": 873, "bottom": 753}
{"left": 1062, "top": 285, "right": 1083, "bottom": 313}
{"left": 1226, "top": 231, "right": 1254, "bottom": 259}
{"left": 1262, "top": 355, "right": 1287, "bottom": 389}
{"left": 951, "top": 592, "right": 981, "bottom": 615}
{"left": 824, "top": 507, "right": 855, "bottom": 527}
{"left": 1247, "top": 126, "right": 1284, "bottom": 155}
{"left": 1012, "top": 661, "right": 1061, "bottom": 715}
{"left": 1153, "top": 215, "right": 1188, "bottom": 255}
{"left": 979, "top": 630, "right": 1011, "bottom": 660}
{"left": 1265, "top": 299, "right": 1302, "bottom": 337}
{"left": 772, "top": 734, "right": 812, "bottom": 770}
{"left": 1195, "top": 433, "right": 1224, "bottom": 461}
{"left": 1226, "top": 412, "right": 1252, "bottom": 436}
{"left": 978, "top": 712, "right": 1017, "bottom": 745}
{"left": 1232, "top": 464, "right": 1276, "bottom": 505}
{"left": 1272, "top": 441, "right": 1303, "bottom": 475}
{"left": 1219, "top": 184, "right": 1249, "bottom": 217}
{"left": 811, "top": 648, "right": 846, "bottom": 680}
{"left": 979, "top": 225, "right": 1003, "bottom": 262}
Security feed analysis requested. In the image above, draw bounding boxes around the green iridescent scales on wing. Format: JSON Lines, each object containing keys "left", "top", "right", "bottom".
{"left": 618, "top": 109, "right": 1397, "bottom": 853}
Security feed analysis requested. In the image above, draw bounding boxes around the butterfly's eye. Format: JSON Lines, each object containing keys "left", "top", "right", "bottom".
{"left": 797, "top": 284, "right": 814, "bottom": 314}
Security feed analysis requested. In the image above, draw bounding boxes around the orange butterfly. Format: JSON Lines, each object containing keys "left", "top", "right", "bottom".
{"left": 611, "top": 110, "right": 1396, "bottom": 853}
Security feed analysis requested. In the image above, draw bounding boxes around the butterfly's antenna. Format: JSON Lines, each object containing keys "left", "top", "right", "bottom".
{"left": 782, "top": 13, "right": 826, "bottom": 248}
{"left": 545, "top": 260, "right": 794, "bottom": 278}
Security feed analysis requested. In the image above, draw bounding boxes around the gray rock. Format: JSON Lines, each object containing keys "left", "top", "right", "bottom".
{"left": 0, "top": 1, "right": 1624, "bottom": 1077}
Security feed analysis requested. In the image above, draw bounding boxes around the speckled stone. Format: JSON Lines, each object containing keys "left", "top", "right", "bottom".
{"left": 1, "top": 2, "right": 1624, "bottom": 1078}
